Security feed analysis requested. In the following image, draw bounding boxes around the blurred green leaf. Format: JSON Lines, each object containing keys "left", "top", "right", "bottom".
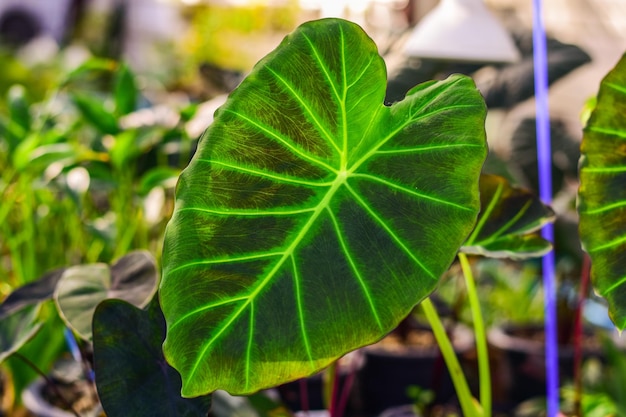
{"left": 71, "top": 92, "right": 120, "bottom": 135}
{"left": 7, "top": 85, "right": 31, "bottom": 132}
{"left": 160, "top": 18, "right": 487, "bottom": 396}
{"left": 93, "top": 297, "right": 211, "bottom": 417}
{"left": 61, "top": 57, "right": 117, "bottom": 86}
{"left": 461, "top": 174, "right": 555, "bottom": 259}
{"left": 114, "top": 63, "right": 138, "bottom": 116}
{"left": 54, "top": 251, "right": 158, "bottom": 341}
{"left": 0, "top": 305, "right": 42, "bottom": 363}
{"left": 138, "top": 167, "right": 180, "bottom": 196}
{"left": 579, "top": 52, "right": 626, "bottom": 330}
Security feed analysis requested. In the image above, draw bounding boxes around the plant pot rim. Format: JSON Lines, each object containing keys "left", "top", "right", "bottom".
{"left": 364, "top": 322, "right": 475, "bottom": 358}
{"left": 22, "top": 377, "right": 103, "bottom": 417}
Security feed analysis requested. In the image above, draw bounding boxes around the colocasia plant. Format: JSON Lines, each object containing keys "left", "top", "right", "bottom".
{"left": 0, "top": 18, "right": 564, "bottom": 417}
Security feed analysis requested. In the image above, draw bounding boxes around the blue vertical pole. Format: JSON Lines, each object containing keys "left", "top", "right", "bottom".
{"left": 531, "top": 0, "right": 559, "bottom": 416}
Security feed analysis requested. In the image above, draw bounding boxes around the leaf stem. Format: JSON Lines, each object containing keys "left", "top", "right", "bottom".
{"left": 13, "top": 352, "right": 82, "bottom": 417}
{"left": 458, "top": 253, "right": 491, "bottom": 417}
{"left": 420, "top": 298, "right": 480, "bottom": 417}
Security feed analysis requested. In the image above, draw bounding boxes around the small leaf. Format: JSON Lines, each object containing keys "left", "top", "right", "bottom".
{"left": 461, "top": 174, "right": 555, "bottom": 259}
{"left": 0, "top": 268, "right": 65, "bottom": 320}
{"left": 54, "top": 251, "right": 158, "bottom": 340}
{"left": 161, "top": 18, "right": 487, "bottom": 396}
{"left": 0, "top": 305, "right": 42, "bottom": 363}
{"left": 579, "top": 53, "right": 626, "bottom": 330}
{"left": 71, "top": 92, "right": 120, "bottom": 135}
{"left": 93, "top": 298, "right": 212, "bottom": 417}
{"left": 139, "top": 167, "right": 180, "bottom": 196}
{"left": 114, "top": 63, "right": 138, "bottom": 116}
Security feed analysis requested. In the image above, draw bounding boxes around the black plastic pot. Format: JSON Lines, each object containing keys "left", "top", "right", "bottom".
{"left": 356, "top": 323, "right": 474, "bottom": 416}
{"left": 488, "top": 323, "right": 603, "bottom": 408}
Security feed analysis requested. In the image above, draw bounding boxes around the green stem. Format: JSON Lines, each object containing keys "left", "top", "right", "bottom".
{"left": 458, "top": 252, "right": 491, "bottom": 417}
{"left": 421, "top": 298, "right": 480, "bottom": 417}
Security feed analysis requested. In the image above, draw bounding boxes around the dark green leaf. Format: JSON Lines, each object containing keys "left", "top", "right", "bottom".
{"left": 579, "top": 52, "right": 626, "bottom": 330}
{"left": 54, "top": 251, "right": 158, "bottom": 340}
{"left": 93, "top": 298, "right": 212, "bottom": 417}
{"left": 0, "top": 268, "right": 65, "bottom": 320}
{"left": 71, "top": 92, "right": 120, "bottom": 135}
{"left": 0, "top": 305, "right": 42, "bottom": 363}
{"left": 160, "top": 18, "right": 487, "bottom": 396}
{"left": 461, "top": 174, "right": 555, "bottom": 259}
{"left": 114, "top": 63, "right": 138, "bottom": 116}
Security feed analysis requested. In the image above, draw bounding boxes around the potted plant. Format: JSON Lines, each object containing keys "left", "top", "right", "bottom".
{"left": 1, "top": 17, "right": 623, "bottom": 417}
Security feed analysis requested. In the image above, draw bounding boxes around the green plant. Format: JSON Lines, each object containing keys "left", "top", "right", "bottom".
{"left": 0, "top": 17, "right": 564, "bottom": 417}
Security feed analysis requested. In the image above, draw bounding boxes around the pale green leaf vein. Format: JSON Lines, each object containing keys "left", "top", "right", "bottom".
{"left": 168, "top": 296, "right": 249, "bottom": 332}
{"left": 350, "top": 173, "right": 473, "bottom": 211}
{"left": 601, "top": 275, "right": 626, "bottom": 296}
{"left": 345, "top": 183, "right": 436, "bottom": 280}
{"left": 168, "top": 252, "right": 284, "bottom": 274}
{"left": 326, "top": 207, "right": 382, "bottom": 330}
{"left": 245, "top": 301, "right": 255, "bottom": 390}
{"left": 588, "top": 126, "right": 626, "bottom": 139}
{"left": 375, "top": 143, "right": 484, "bottom": 155}
{"left": 606, "top": 81, "right": 626, "bottom": 95}
{"left": 589, "top": 235, "right": 626, "bottom": 253}
{"left": 198, "top": 159, "right": 333, "bottom": 187}
{"left": 301, "top": 33, "right": 341, "bottom": 102}
{"left": 224, "top": 109, "right": 337, "bottom": 172}
{"left": 582, "top": 165, "right": 626, "bottom": 173}
{"left": 582, "top": 200, "right": 626, "bottom": 215}
{"left": 292, "top": 254, "right": 313, "bottom": 363}
{"left": 266, "top": 66, "right": 341, "bottom": 155}
{"left": 350, "top": 103, "right": 481, "bottom": 173}
{"left": 178, "top": 207, "right": 315, "bottom": 217}
{"left": 465, "top": 182, "right": 503, "bottom": 245}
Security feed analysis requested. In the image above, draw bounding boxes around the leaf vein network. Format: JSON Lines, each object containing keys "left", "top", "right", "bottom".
{"left": 345, "top": 183, "right": 436, "bottom": 280}
{"left": 351, "top": 173, "right": 473, "bottom": 211}
{"left": 326, "top": 206, "right": 383, "bottom": 329}
{"left": 225, "top": 109, "right": 337, "bottom": 173}
{"left": 198, "top": 159, "right": 334, "bottom": 187}
{"left": 265, "top": 66, "right": 342, "bottom": 155}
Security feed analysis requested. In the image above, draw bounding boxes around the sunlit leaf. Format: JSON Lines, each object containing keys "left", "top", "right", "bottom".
{"left": 579, "top": 53, "right": 626, "bottom": 330}
{"left": 160, "top": 18, "right": 487, "bottom": 396}
{"left": 93, "top": 298, "right": 211, "bottom": 417}
{"left": 461, "top": 174, "right": 555, "bottom": 259}
{"left": 0, "top": 305, "right": 42, "bottom": 363}
{"left": 54, "top": 251, "right": 158, "bottom": 340}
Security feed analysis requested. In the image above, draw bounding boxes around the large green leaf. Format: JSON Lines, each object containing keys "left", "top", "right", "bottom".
{"left": 93, "top": 298, "right": 212, "bottom": 416}
{"left": 160, "top": 18, "right": 487, "bottom": 396}
{"left": 54, "top": 251, "right": 158, "bottom": 340}
{"left": 579, "top": 53, "right": 626, "bottom": 329}
{"left": 461, "top": 174, "right": 555, "bottom": 259}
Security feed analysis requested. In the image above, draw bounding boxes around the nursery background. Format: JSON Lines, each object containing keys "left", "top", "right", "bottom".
{"left": 1, "top": 0, "right": 626, "bottom": 416}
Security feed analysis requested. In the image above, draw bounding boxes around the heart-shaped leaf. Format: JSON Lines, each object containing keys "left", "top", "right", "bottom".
{"left": 461, "top": 174, "right": 555, "bottom": 259}
{"left": 579, "top": 53, "right": 626, "bottom": 329}
{"left": 0, "top": 305, "right": 42, "bottom": 363}
{"left": 93, "top": 298, "right": 211, "bottom": 417}
{"left": 55, "top": 251, "right": 158, "bottom": 340}
{"left": 0, "top": 267, "right": 65, "bottom": 319}
{"left": 160, "top": 18, "right": 487, "bottom": 396}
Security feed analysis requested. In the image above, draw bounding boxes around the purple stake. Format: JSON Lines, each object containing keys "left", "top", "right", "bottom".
{"left": 531, "top": 0, "right": 559, "bottom": 415}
